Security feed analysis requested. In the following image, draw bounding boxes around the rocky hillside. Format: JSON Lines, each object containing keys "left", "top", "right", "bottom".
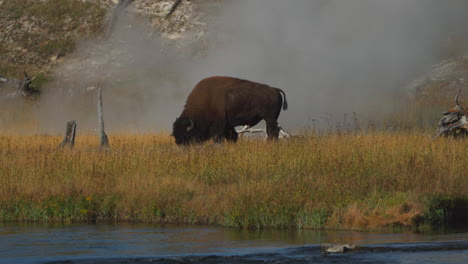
{"left": 409, "top": 52, "right": 468, "bottom": 100}
{"left": 0, "top": 0, "right": 105, "bottom": 79}
{"left": 1, "top": 0, "right": 467, "bottom": 112}
{"left": 0, "top": 0, "right": 213, "bottom": 85}
{"left": 404, "top": 48, "right": 468, "bottom": 124}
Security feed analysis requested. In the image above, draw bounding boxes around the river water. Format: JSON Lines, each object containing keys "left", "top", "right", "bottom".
{"left": 0, "top": 223, "right": 467, "bottom": 264}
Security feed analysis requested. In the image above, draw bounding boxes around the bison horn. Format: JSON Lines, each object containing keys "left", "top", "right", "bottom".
{"left": 186, "top": 119, "right": 195, "bottom": 132}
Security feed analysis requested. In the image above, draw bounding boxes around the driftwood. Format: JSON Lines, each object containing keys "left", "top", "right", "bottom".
{"left": 97, "top": 87, "right": 110, "bottom": 148}
{"left": 58, "top": 121, "right": 77, "bottom": 148}
{"left": 236, "top": 125, "right": 292, "bottom": 139}
{"left": 433, "top": 88, "right": 468, "bottom": 139}
{"left": 236, "top": 125, "right": 264, "bottom": 135}
{"left": 0, "top": 72, "right": 40, "bottom": 98}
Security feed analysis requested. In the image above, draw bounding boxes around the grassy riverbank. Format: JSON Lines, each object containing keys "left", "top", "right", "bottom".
{"left": 0, "top": 133, "right": 466, "bottom": 231}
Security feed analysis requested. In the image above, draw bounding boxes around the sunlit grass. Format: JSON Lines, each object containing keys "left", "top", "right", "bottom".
{"left": 0, "top": 132, "right": 466, "bottom": 230}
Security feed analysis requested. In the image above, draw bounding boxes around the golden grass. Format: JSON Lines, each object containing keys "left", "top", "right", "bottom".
{"left": 0, "top": 132, "right": 467, "bottom": 230}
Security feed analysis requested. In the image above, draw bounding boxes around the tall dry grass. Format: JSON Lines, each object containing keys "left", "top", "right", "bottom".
{"left": 0, "top": 132, "right": 466, "bottom": 230}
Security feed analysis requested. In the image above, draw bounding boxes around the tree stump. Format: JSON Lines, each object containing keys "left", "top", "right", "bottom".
{"left": 58, "top": 121, "right": 77, "bottom": 148}
{"left": 98, "top": 87, "right": 110, "bottom": 149}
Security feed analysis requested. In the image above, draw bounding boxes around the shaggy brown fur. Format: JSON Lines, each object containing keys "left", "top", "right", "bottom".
{"left": 173, "top": 76, "right": 288, "bottom": 145}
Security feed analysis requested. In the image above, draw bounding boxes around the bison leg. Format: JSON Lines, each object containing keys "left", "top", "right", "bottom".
{"left": 265, "top": 120, "right": 280, "bottom": 140}
{"left": 210, "top": 122, "right": 226, "bottom": 144}
{"left": 224, "top": 126, "right": 238, "bottom": 142}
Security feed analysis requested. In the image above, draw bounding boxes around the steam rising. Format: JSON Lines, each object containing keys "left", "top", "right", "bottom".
{"left": 38, "top": 0, "right": 468, "bottom": 133}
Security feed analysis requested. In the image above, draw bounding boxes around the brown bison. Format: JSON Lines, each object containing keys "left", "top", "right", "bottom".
{"left": 172, "top": 76, "right": 288, "bottom": 145}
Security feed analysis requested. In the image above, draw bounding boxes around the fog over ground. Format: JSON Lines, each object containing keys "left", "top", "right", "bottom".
{"left": 39, "top": 0, "right": 468, "bottom": 133}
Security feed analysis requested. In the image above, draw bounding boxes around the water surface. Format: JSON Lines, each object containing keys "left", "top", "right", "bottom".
{"left": 1, "top": 223, "right": 467, "bottom": 264}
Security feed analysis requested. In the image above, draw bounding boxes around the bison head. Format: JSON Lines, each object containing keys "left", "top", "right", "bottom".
{"left": 172, "top": 117, "right": 199, "bottom": 145}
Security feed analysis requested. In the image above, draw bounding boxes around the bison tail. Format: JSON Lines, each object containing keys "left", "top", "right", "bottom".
{"left": 276, "top": 88, "right": 288, "bottom": 111}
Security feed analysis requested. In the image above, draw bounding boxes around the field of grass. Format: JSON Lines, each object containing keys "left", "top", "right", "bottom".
{"left": 0, "top": 132, "right": 466, "bottom": 231}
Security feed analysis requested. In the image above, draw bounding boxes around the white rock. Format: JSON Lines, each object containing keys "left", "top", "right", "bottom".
{"left": 322, "top": 244, "right": 356, "bottom": 253}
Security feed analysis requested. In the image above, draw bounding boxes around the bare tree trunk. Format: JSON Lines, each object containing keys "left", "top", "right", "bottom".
{"left": 58, "top": 121, "right": 77, "bottom": 148}
{"left": 98, "top": 87, "right": 110, "bottom": 148}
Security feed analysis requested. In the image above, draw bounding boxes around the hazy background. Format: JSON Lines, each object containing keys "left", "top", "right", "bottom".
{"left": 37, "top": 0, "right": 468, "bottom": 133}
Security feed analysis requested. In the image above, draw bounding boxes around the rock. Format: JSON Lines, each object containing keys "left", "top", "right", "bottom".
{"left": 321, "top": 244, "right": 356, "bottom": 254}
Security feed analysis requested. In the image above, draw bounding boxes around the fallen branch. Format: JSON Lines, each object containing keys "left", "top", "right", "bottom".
{"left": 278, "top": 125, "right": 292, "bottom": 139}
{"left": 433, "top": 88, "right": 468, "bottom": 139}
{"left": 0, "top": 72, "right": 40, "bottom": 98}
{"left": 236, "top": 125, "right": 292, "bottom": 139}
{"left": 236, "top": 125, "right": 264, "bottom": 134}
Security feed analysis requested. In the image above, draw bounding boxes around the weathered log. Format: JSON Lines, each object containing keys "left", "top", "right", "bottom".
{"left": 98, "top": 87, "right": 110, "bottom": 148}
{"left": 17, "top": 72, "right": 29, "bottom": 95}
{"left": 278, "top": 125, "right": 292, "bottom": 139}
{"left": 58, "top": 121, "right": 77, "bottom": 148}
{"left": 236, "top": 125, "right": 292, "bottom": 139}
{"left": 433, "top": 88, "right": 468, "bottom": 139}
{"left": 0, "top": 72, "right": 40, "bottom": 98}
{"left": 236, "top": 125, "right": 264, "bottom": 135}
